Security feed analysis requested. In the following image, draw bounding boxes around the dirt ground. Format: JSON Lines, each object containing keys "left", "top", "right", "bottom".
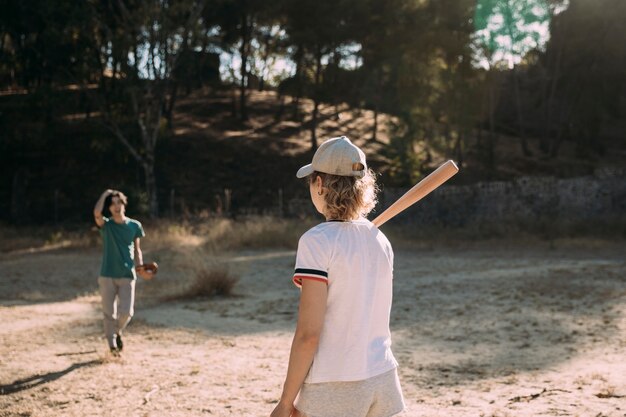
{"left": 0, "top": 240, "right": 625, "bottom": 417}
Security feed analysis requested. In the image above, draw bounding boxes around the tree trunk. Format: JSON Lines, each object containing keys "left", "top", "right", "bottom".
{"left": 165, "top": 29, "right": 190, "bottom": 130}
{"left": 275, "top": 94, "right": 285, "bottom": 122}
{"left": 454, "top": 131, "right": 464, "bottom": 168}
{"left": 501, "top": 0, "right": 531, "bottom": 157}
{"left": 512, "top": 67, "right": 531, "bottom": 156}
{"left": 310, "top": 47, "right": 323, "bottom": 150}
{"left": 542, "top": 42, "right": 562, "bottom": 154}
{"left": 143, "top": 161, "right": 158, "bottom": 218}
{"left": 542, "top": 5, "right": 566, "bottom": 155}
{"left": 292, "top": 45, "right": 303, "bottom": 121}
{"left": 239, "top": 11, "right": 250, "bottom": 121}
{"left": 550, "top": 126, "right": 565, "bottom": 158}
{"left": 165, "top": 81, "right": 178, "bottom": 130}
{"left": 11, "top": 168, "right": 28, "bottom": 224}
{"left": 110, "top": 88, "right": 162, "bottom": 219}
{"left": 259, "top": 34, "right": 271, "bottom": 92}
{"left": 311, "top": 101, "right": 319, "bottom": 150}
{"left": 138, "top": 101, "right": 161, "bottom": 218}
{"left": 372, "top": 106, "right": 378, "bottom": 142}
{"left": 550, "top": 89, "right": 583, "bottom": 158}
{"left": 372, "top": 67, "right": 383, "bottom": 143}
{"left": 487, "top": 80, "right": 497, "bottom": 176}
{"left": 231, "top": 84, "right": 238, "bottom": 118}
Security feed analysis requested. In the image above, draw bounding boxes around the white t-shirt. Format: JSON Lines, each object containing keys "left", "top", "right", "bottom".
{"left": 293, "top": 218, "right": 398, "bottom": 383}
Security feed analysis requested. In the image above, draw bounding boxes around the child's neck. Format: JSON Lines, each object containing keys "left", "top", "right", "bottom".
{"left": 325, "top": 215, "right": 358, "bottom": 222}
{"left": 112, "top": 214, "right": 126, "bottom": 223}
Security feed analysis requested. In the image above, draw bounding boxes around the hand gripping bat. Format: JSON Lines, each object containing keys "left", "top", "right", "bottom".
{"left": 372, "top": 160, "right": 459, "bottom": 227}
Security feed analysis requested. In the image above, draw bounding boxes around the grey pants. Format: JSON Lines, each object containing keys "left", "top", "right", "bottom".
{"left": 98, "top": 277, "right": 135, "bottom": 348}
{"left": 295, "top": 368, "right": 405, "bottom": 417}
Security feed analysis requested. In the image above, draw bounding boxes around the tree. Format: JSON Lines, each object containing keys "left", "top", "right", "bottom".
{"left": 0, "top": 0, "right": 99, "bottom": 222}
{"left": 283, "top": 0, "right": 359, "bottom": 149}
{"left": 433, "top": 0, "right": 481, "bottom": 168}
{"left": 87, "top": 0, "right": 208, "bottom": 217}
{"left": 473, "top": 0, "right": 552, "bottom": 156}
{"left": 251, "top": 25, "right": 288, "bottom": 92}
{"left": 373, "top": 0, "right": 477, "bottom": 183}
{"left": 357, "top": 0, "right": 405, "bottom": 143}
{"left": 212, "top": 0, "right": 271, "bottom": 121}
{"left": 542, "top": 0, "right": 625, "bottom": 157}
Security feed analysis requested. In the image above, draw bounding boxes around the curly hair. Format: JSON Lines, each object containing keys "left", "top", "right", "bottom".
{"left": 310, "top": 169, "right": 379, "bottom": 220}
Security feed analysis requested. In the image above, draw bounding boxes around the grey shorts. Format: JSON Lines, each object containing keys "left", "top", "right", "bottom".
{"left": 295, "top": 368, "right": 405, "bottom": 417}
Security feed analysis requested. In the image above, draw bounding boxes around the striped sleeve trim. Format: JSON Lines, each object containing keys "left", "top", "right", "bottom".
{"left": 293, "top": 268, "right": 328, "bottom": 287}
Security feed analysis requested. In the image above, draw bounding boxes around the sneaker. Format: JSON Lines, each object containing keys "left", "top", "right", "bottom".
{"left": 110, "top": 347, "right": 121, "bottom": 357}
{"left": 116, "top": 334, "right": 124, "bottom": 351}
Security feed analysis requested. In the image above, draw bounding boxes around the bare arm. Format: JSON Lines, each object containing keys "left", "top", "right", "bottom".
{"left": 93, "top": 189, "right": 112, "bottom": 227}
{"left": 270, "top": 280, "right": 328, "bottom": 417}
{"left": 134, "top": 238, "right": 143, "bottom": 266}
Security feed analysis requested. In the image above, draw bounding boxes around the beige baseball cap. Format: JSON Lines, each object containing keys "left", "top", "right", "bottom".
{"left": 296, "top": 136, "right": 367, "bottom": 178}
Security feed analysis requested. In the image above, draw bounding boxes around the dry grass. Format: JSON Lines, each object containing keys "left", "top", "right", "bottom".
{"left": 145, "top": 216, "right": 314, "bottom": 252}
{"left": 183, "top": 266, "right": 239, "bottom": 298}
{"left": 382, "top": 216, "right": 626, "bottom": 248}
{"left": 153, "top": 244, "right": 244, "bottom": 302}
{"left": 159, "top": 257, "right": 240, "bottom": 301}
{"left": 0, "top": 216, "right": 314, "bottom": 254}
{"left": 0, "top": 223, "right": 99, "bottom": 253}
{"left": 2, "top": 214, "right": 622, "bottom": 258}
{"left": 595, "top": 385, "right": 623, "bottom": 399}
{"left": 136, "top": 217, "right": 310, "bottom": 302}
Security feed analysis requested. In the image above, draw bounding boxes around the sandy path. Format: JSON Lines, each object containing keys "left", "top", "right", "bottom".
{"left": 0, "top": 243, "right": 624, "bottom": 416}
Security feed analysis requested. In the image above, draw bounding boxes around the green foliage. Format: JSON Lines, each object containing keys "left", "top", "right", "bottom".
{"left": 384, "top": 136, "right": 427, "bottom": 187}
{"left": 473, "top": 0, "right": 552, "bottom": 63}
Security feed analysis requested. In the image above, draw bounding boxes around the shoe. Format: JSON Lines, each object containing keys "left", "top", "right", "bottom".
{"left": 116, "top": 334, "right": 124, "bottom": 351}
{"left": 110, "top": 347, "right": 121, "bottom": 357}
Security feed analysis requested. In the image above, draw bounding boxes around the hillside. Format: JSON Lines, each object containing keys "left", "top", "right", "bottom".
{"left": 157, "top": 88, "right": 626, "bottom": 214}
{"left": 2, "top": 87, "right": 625, "bottom": 222}
{"left": 157, "top": 89, "right": 396, "bottom": 215}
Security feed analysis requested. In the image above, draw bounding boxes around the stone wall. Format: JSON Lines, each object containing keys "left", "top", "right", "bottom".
{"left": 379, "top": 168, "right": 626, "bottom": 226}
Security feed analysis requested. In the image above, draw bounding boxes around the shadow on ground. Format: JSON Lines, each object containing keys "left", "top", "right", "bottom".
{"left": 390, "top": 248, "right": 625, "bottom": 387}
{"left": 0, "top": 359, "right": 102, "bottom": 395}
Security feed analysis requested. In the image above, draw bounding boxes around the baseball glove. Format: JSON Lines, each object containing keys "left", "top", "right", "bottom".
{"left": 136, "top": 262, "right": 158, "bottom": 280}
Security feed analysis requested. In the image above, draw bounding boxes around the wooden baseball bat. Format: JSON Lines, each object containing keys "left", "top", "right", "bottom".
{"left": 372, "top": 160, "right": 459, "bottom": 227}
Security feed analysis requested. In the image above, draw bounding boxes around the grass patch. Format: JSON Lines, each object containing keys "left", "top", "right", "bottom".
{"left": 145, "top": 216, "right": 315, "bottom": 252}
{"left": 0, "top": 216, "right": 315, "bottom": 254}
{"left": 160, "top": 261, "right": 240, "bottom": 302}
{"left": 0, "top": 222, "right": 99, "bottom": 253}
{"left": 382, "top": 216, "right": 626, "bottom": 248}
{"left": 185, "top": 266, "right": 239, "bottom": 298}
{"left": 3, "top": 214, "right": 622, "bottom": 256}
{"left": 155, "top": 246, "right": 243, "bottom": 302}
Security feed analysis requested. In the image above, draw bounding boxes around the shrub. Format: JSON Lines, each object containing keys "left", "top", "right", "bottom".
{"left": 185, "top": 266, "right": 239, "bottom": 298}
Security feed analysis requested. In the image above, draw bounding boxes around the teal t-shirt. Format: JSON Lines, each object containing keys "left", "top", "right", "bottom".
{"left": 99, "top": 217, "right": 145, "bottom": 279}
